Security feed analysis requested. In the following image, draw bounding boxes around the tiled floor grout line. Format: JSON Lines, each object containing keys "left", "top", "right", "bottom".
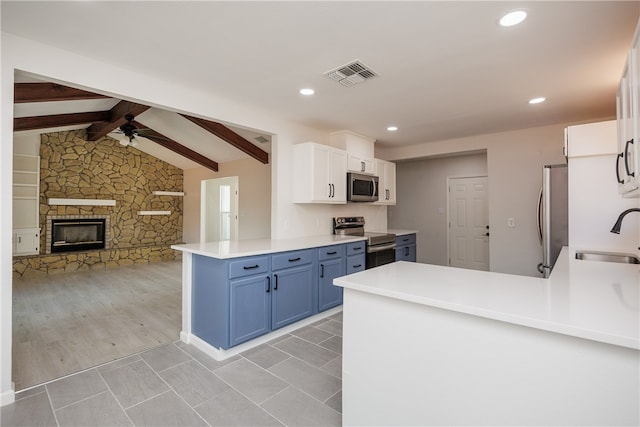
{"left": 95, "top": 365, "right": 136, "bottom": 427}
{"left": 187, "top": 354, "right": 288, "bottom": 426}
{"left": 255, "top": 385, "right": 293, "bottom": 427}
{"left": 323, "top": 388, "right": 341, "bottom": 405}
{"left": 136, "top": 345, "right": 213, "bottom": 427}
{"left": 43, "top": 370, "right": 107, "bottom": 412}
{"left": 249, "top": 345, "right": 343, "bottom": 417}
{"left": 43, "top": 384, "right": 60, "bottom": 427}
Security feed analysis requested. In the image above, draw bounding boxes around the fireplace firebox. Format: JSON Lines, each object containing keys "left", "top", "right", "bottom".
{"left": 51, "top": 218, "right": 106, "bottom": 253}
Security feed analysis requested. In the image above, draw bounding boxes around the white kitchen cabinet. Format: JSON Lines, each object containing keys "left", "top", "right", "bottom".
{"left": 293, "top": 142, "right": 347, "bottom": 204}
{"left": 13, "top": 154, "right": 41, "bottom": 255}
{"left": 616, "top": 22, "right": 640, "bottom": 197}
{"left": 374, "top": 159, "right": 396, "bottom": 205}
{"left": 347, "top": 155, "right": 374, "bottom": 174}
{"left": 13, "top": 228, "right": 40, "bottom": 256}
{"left": 330, "top": 130, "right": 375, "bottom": 175}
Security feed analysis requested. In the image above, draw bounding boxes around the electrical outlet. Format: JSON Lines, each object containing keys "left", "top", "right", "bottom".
{"left": 507, "top": 218, "right": 515, "bottom": 228}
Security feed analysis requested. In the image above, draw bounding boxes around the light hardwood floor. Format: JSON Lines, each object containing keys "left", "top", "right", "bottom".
{"left": 12, "top": 260, "right": 182, "bottom": 390}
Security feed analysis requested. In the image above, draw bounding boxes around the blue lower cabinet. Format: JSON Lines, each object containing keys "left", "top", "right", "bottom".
{"left": 319, "top": 257, "right": 344, "bottom": 311}
{"left": 395, "top": 234, "right": 417, "bottom": 262}
{"left": 230, "top": 275, "right": 271, "bottom": 347}
{"left": 271, "top": 263, "right": 315, "bottom": 330}
{"left": 194, "top": 244, "right": 368, "bottom": 351}
{"left": 346, "top": 241, "right": 366, "bottom": 274}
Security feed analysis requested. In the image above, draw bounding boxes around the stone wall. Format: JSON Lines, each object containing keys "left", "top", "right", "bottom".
{"left": 13, "top": 130, "right": 184, "bottom": 278}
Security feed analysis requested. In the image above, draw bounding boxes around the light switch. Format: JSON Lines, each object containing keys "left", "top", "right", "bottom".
{"left": 507, "top": 218, "right": 515, "bottom": 228}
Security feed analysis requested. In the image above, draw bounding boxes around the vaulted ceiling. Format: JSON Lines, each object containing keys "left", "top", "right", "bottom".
{"left": 13, "top": 79, "right": 271, "bottom": 171}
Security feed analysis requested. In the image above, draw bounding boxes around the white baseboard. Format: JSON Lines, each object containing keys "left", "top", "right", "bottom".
{"left": 0, "top": 382, "right": 16, "bottom": 407}
{"left": 182, "top": 306, "right": 342, "bottom": 361}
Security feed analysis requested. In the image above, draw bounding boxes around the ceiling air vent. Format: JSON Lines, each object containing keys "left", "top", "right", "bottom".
{"left": 324, "top": 60, "right": 378, "bottom": 87}
{"left": 254, "top": 135, "right": 270, "bottom": 144}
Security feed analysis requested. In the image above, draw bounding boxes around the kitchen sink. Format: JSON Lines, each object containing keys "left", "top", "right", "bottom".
{"left": 575, "top": 250, "right": 640, "bottom": 264}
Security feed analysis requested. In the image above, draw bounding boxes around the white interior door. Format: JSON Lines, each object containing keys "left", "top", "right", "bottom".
{"left": 201, "top": 176, "right": 239, "bottom": 242}
{"left": 448, "top": 176, "right": 489, "bottom": 271}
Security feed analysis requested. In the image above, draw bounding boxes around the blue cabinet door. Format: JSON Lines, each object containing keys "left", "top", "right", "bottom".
{"left": 319, "top": 257, "right": 344, "bottom": 311}
{"left": 230, "top": 274, "right": 271, "bottom": 347}
{"left": 396, "top": 244, "right": 417, "bottom": 262}
{"left": 395, "top": 234, "right": 417, "bottom": 262}
{"left": 271, "top": 264, "right": 315, "bottom": 330}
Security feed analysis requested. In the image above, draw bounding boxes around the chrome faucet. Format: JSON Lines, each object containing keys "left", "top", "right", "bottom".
{"left": 610, "top": 208, "right": 640, "bottom": 234}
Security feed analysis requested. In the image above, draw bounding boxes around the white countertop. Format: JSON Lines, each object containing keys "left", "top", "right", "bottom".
{"left": 172, "top": 235, "right": 367, "bottom": 259}
{"left": 334, "top": 247, "right": 639, "bottom": 350}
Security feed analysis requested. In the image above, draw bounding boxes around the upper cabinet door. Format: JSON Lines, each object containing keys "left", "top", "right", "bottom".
{"left": 293, "top": 142, "right": 347, "bottom": 204}
{"left": 616, "top": 23, "right": 640, "bottom": 198}
{"left": 347, "top": 154, "right": 374, "bottom": 174}
{"left": 330, "top": 149, "right": 348, "bottom": 202}
{"left": 373, "top": 159, "right": 396, "bottom": 205}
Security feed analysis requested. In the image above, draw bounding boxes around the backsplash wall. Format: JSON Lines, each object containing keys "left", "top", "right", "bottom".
{"left": 13, "top": 129, "right": 184, "bottom": 277}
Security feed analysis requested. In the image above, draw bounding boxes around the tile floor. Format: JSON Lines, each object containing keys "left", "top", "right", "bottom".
{"left": 1, "top": 313, "right": 344, "bottom": 427}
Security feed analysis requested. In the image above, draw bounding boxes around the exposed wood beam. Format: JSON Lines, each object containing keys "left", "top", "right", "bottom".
{"left": 14, "top": 111, "right": 111, "bottom": 132}
{"left": 86, "top": 101, "right": 150, "bottom": 141}
{"left": 131, "top": 121, "right": 219, "bottom": 172}
{"left": 180, "top": 114, "right": 269, "bottom": 164}
{"left": 14, "top": 82, "right": 109, "bottom": 103}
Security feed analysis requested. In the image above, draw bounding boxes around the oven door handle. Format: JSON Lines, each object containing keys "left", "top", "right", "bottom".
{"left": 367, "top": 243, "right": 396, "bottom": 253}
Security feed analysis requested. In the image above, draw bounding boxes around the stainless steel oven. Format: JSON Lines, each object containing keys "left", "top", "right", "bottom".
{"left": 333, "top": 217, "right": 396, "bottom": 269}
{"left": 364, "top": 232, "right": 396, "bottom": 268}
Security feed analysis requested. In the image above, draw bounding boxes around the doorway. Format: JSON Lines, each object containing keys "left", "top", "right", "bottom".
{"left": 448, "top": 176, "right": 490, "bottom": 271}
{"left": 201, "top": 176, "right": 239, "bottom": 242}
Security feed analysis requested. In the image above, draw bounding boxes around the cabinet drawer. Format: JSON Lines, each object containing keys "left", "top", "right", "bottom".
{"left": 229, "top": 256, "right": 270, "bottom": 279}
{"left": 272, "top": 249, "right": 314, "bottom": 271}
{"left": 319, "top": 244, "right": 345, "bottom": 260}
{"left": 346, "top": 254, "right": 366, "bottom": 274}
{"left": 346, "top": 241, "right": 366, "bottom": 255}
{"left": 395, "top": 234, "right": 416, "bottom": 246}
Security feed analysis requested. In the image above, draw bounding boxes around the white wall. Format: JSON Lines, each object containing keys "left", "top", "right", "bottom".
{"left": 378, "top": 123, "right": 571, "bottom": 277}
{"left": 12, "top": 132, "right": 40, "bottom": 155}
{"left": 388, "top": 153, "right": 488, "bottom": 266}
{"left": 183, "top": 158, "right": 272, "bottom": 243}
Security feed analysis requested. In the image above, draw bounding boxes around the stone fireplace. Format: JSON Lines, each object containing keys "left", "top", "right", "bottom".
{"left": 12, "top": 130, "right": 184, "bottom": 278}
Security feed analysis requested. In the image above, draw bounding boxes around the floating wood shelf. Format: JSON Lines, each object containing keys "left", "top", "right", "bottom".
{"left": 48, "top": 198, "right": 116, "bottom": 206}
{"left": 138, "top": 211, "right": 171, "bottom": 216}
{"left": 152, "top": 191, "right": 185, "bottom": 196}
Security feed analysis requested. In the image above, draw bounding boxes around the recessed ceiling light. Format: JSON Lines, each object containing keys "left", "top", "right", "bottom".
{"left": 299, "top": 88, "right": 315, "bottom": 96}
{"left": 499, "top": 10, "right": 527, "bottom": 27}
{"left": 387, "top": 126, "right": 398, "bottom": 132}
{"left": 529, "top": 97, "right": 546, "bottom": 104}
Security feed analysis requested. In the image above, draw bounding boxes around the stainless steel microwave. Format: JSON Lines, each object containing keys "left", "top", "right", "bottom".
{"left": 347, "top": 172, "right": 379, "bottom": 202}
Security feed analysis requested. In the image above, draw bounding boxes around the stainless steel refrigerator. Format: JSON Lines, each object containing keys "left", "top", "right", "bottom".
{"left": 537, "top": 164, "right": 568, "bottom": 278}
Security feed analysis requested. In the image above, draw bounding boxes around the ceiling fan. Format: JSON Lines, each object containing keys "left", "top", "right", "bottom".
{"left": 109, "top": 113, "right": 158, "bottom": 147}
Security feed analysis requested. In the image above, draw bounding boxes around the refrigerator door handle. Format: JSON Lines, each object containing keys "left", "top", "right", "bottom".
{"left": 536, "top": 187, "right": 543, "bottom": 246}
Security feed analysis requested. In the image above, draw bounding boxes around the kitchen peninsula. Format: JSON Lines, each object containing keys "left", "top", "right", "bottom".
{"left": 171, "top": 234, "right": 368, "bottom": 360}
{"left": 334, "top": 247, "right": 639, "bottom": 426}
